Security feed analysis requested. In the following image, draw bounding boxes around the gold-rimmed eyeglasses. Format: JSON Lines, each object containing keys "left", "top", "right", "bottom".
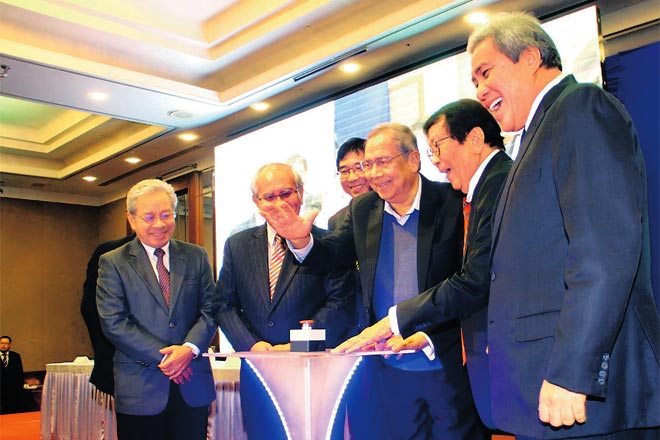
{"left": 133, "top": 211, "right": 177, "bottom": 224}
{"left": 257, "top": 188, "right": 299, "bottom": 203}
{"left": 360, "top": 151, "right": 408, "bottom": 171}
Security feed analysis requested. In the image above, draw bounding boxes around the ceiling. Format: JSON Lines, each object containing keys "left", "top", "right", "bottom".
{"left": 0, "top": 0, "right": 657, "bottom": 206}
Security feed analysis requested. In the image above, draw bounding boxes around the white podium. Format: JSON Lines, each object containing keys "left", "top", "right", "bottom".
{"left": 206, "top": 351, "right": 370, "bottom": 440}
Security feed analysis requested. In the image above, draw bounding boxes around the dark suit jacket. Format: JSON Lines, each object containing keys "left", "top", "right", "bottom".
{"left": 309, "top": 175, "right": 465, "bottom": 357}
{"left": 216, "top": 224, "right": 354, "bottom": 351}
{"left": 0, "top": 350, "right": 24, "bottom": 414}
{"left": 396, "top": 151, "right": 512, "bottom": 428}
{"left": 328, "top": 205, "right": 368, "bottom": 336}
{"left": 80, "top": 233, "right": 135, "bottom": 395}
{"left": 97, "top": 238, "right": 217, "bottom": 416}
{"left": 488, "top": 75, "right": 660, "bottom": 438}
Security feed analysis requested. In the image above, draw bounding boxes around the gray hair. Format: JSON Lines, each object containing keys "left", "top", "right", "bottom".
{"left": 467, "top": 11, "right": 562, "bottom": 70}
{"left": 250, "top": 163, "right": 303, "bottom": 196}
{"left": 126, "top": 179, "right": 177, "bottom": 214}
{"left": 366, "top": 122, "right": 419, "bottom": 154}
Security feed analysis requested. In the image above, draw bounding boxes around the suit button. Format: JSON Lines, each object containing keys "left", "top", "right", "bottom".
{"left": 602, "top": 353, "right": 610, "bottom": 361}
{"left": 598, "top": 370, "right": 607, "bottom": 378}
{"left": 268, "top": 321, "right": 274, "bottom": 327}
{"left": 601, "top": 362, "right": 608, "bottom": 370}
{"left": 169, "top": 322, "right": 176, "bottom": 328}
{"left": 597, "top": 378, "right": 606, "bottom": 385}
{"left": 490, "top": 271, "right": 496, "bottom": 281}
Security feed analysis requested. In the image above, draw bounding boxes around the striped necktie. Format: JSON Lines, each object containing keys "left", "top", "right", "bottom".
{"left": 268, "top": 235, "right": 286, "bottom": 300}
{"left": 154, "top": 248, "right": 171, "bottom": 307}
{"left": 2, "top": 352, "right": 7, "bottom": 367}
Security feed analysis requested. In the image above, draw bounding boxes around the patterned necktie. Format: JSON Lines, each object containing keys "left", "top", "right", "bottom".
{"left": 268, "top": 235, "right": 286, "bottom": 300}
{"left": 154, "top": 248, "right": 170, "bottom": 307}
{"left": 2, "top": 352, "right": 7, "bottom": 367}
{"left": 462, "top": 197, "right": 471, "bottom": 257}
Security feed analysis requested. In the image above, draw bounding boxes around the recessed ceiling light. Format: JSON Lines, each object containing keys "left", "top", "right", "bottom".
{"left": 250, "top": 102, "right": 270, "bottom": 112}
{"left": 178, "top": 133, "right": 199, "bottom": 141}
{"left": 83, "top": 176, "right": 98, "bottom": 182}
{"left": 125, "top": 157, "right": 141, "bottom": 164}
{"left": 339, "top": 63, "right": 360, "bottom": 74}
{"left": 466, "top": 12, "right": 489, "bottom": 25}
{"left": 167, "top": 110, "right": 193, "bottom": 119}
{"left": 87, "top": 92, "right": 109, "bottom": 101}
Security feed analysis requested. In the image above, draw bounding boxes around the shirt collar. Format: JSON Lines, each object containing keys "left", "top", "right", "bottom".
{"left": 466, "top": 149, "right": 500, "bottom": 203}
{"left": 383, "top": 175, "right": 422, "bottom": 225}
{"left": 525, "top": 72, "right": 567, "bottom": 131}
{"left": 141, "top": 241, "right": 170, "bottom": 258}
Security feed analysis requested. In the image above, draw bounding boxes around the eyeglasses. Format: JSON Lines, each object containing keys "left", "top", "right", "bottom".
{"left": 360, "top": 152, "right": 408, "bottom": 171}
{"left": 133, "top": 211, "right": 176, "bottom": 224}
{"left": 257, "top": 188, "right": 299, "bottom": 203}
{"left": 337, "top": 164, "right": 365, "bottom": 178}
{"left": 428, "top": 135, "right": 454, "bottom": 158}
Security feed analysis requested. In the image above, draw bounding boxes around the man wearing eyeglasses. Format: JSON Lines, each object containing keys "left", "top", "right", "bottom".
{"left": 97, "top": 179, "right": 217, "bottom": 440}
{"left": 216, "top": 163, "right": 355, "bottom": 440}
{"left": 261, "top": 123, "right": 487, "bottom": 439}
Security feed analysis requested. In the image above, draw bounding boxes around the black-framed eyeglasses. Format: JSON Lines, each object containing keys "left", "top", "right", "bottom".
{"left": 360, "top": 151, "right": 408, "bottom": 171}
{"left": 257, "top": 188, "right": 299, "bottom": 203}
{"left": 337, "top": 164, "right": 365, "bottom": 178}
{"left": 133, "top": 211, "right": 177, "bottom": 224}
{"left": 427, "top": 135, "right": 454, "bottom": 159}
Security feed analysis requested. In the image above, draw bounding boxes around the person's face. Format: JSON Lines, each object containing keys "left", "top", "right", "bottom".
{"left": 127, "top": 190, "right": 176, "bottom": 249}
{"left": 363, "top": 132, "right": 420, "bottom": 205}
{"left": 0, "top": 338, "right": 11, "bottom": 352}
{"left": 253, "top": 167, "right": 303, "bottom": 215}
{"left": 338, "top": 150, "right": 370, "bottom": 197}
{"left": 427, "top": 120, "right": 481, "bottom": 194}
{"left": 471, "top": 38, "right": 538, "bottom": 132}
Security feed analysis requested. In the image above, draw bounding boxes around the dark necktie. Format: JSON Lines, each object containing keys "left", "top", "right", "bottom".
{"left": 2, "top": 352, "right": 7, "bottom": 367}
{"left": 154, "top": 248, "right": 170, "bottom": 307}
{"left": 462, "top": 197, "right": 471, "bottom": 257}
{"left": 268, "top": 235, "right": 286, "bottom": 300}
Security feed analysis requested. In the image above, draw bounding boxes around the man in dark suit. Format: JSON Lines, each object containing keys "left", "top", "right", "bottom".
{"left": 97, "top": 179, "right": 217, "bottom": 440}
{"left": 328, "top": 137, "right": 370, "bottom": 336}
{"left": 335, "top": 99, "right": 512, "bottom": 434}
{"left": 216, "top": 163, "right": 354, "bottom": 440}
{"left": 81, "top": 232, "right": 135, "bottom": 395}
{"left": 262, "top": 123, "right": 487, "bottom": 439}
{"left": 0, "top": 335, "right": 25, "bottom": 414}
{"left": 466, "top": 12, "right": 659, "bottom": 439}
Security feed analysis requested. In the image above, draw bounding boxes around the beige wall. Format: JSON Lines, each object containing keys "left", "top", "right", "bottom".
{"left": 0, "top": 198, "right": 126, "bottom": 371}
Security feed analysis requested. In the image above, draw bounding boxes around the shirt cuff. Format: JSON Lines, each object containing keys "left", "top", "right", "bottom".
{"left": 287, "top": 235, "right": 314, "bottom": 262}
{"left": 420, "top": 333, "right": 436, "bottom": 361}
{"left": 388, "top": 306, "right": 401, "bottom": 335}
{"left": 184, "top": 342, "right": 200, "bottom": 359}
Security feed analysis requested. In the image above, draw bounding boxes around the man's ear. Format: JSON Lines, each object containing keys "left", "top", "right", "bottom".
{"left": 520, "top": 46, "right": 542, "bottom": 71}
{"left": 467, "top": 126, "right": 485, "bottom": 152}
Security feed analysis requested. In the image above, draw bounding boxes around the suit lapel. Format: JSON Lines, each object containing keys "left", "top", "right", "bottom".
{"left": 168, "top": 240, "right": 187, "bottom": 313}
{"left": 417, "top": 177, "right": 436, "bottom": 292}
{"left": 127, "top": 238, "right": 169, "bottom": 313}
{"left": 249, "top": 226, "right": 272, "bottom": 311}
{"left": 360, "top": 196, "right": 384, "bottom": 307}
{"left": 492, "top": 75, "right": 576, "bottom": 250}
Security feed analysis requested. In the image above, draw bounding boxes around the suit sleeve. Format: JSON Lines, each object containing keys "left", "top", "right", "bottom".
{"left": 181, "top": 249, "right": 218, "bottom": 351}
{"left": 97, "top": 254, "right": 168, "bottom": 367}
{"left": 545, "top": 86, "right": 645, "bottom": 397}
{"left": 397, "top": 165, "right": 507, "bottom": 336}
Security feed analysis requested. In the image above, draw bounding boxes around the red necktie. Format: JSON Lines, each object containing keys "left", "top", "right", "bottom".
{"left": 268, "top": 235, "right": 286, "bottom": 300}
{"left": 462, "top": 198, "right": 471, "bottom": 257}
{"left": 154, "top": 248, "right": 170, "bottom": 308}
